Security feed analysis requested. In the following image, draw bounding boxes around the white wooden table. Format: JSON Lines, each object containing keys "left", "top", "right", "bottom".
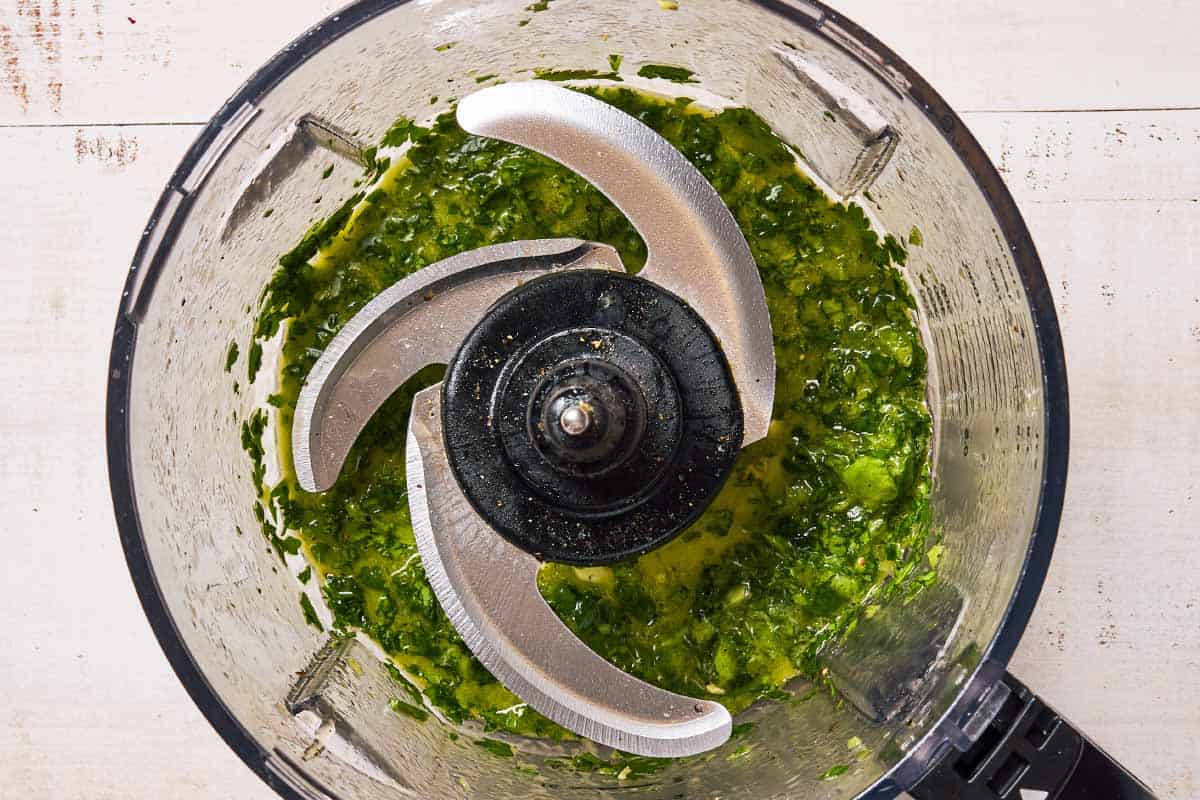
{"left": 1, "top": 1, "right": 1197, "bottom": 797}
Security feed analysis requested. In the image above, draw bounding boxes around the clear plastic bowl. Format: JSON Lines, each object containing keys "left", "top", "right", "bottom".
{"left": 107, "top": 2, "right": 1068, "bottom": 798}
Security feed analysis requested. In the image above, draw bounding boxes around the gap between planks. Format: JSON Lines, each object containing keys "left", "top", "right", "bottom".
{"left": 5, "top": 105, "right": 1200, "bottom": 131}
{"left": 0, "top": 120, "right": 203, "bottom": 129}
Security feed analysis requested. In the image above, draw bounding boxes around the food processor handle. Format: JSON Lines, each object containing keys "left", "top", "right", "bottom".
{"left": 908, "top": 671, "right": 1157, "bottom": 800}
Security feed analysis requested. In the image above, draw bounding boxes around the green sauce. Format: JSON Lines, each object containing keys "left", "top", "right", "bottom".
{"left": 251, "top": 86, "right": 934, "bottom": 741}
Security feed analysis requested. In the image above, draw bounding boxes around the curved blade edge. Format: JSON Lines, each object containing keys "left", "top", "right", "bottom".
{"left": 458, "top": 81, "right": 775, "bottom": 445}
{"left": 406, "top": 385, "right": 732, "bottom": 758}
{"left": 293, "top": 239, "right": 624, "bottom": 492}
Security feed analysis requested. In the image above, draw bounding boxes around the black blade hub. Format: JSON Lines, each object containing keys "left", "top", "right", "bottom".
{"left": 498, "top": 329, "right": 681, "bottom": 512}
{"left": 442, "top": 269, "right": 742, "bottom": 565}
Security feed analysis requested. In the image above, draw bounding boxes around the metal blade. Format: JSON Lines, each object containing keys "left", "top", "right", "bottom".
{"left": 458, "top": 81, "right": 776, "bottom": 445}
{"left": 293, "top": 239, "right": 624, "bottom": 492}
{"left": 406, "top": 385, "right": 732, "bottom": 757}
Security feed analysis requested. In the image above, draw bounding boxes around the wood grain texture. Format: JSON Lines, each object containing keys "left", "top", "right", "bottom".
{"left": 0, "top": 0, "right": 1198, "bottom": 124}
{"left": 0, "top": 122, "right": 273, "bottom": 798}
{"left": 838, "top": 0, "right": 1200, "bottom": 113}
{"left": 0, "top": 2, "right": 1197, "bottom": 798}
{"left": 967, "top": 109, "right": 1200, "bottom": 799}
{"left": 0, "top": 0, "right": 340, "bottom": 124}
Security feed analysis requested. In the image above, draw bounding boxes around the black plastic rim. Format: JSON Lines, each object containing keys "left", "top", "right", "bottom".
{"left": 105, "top": 2, "right": 1069, "bottom": 798}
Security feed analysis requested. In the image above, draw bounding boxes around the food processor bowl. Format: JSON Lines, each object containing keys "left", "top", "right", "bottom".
{"left": 107, "top": 1, "right": 1122, "bottom": 798}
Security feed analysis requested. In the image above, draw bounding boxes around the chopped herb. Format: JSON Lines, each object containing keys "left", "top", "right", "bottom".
{"left": 390, "top": 697, "right": 430, "bottom": 722}
{"left": 297, "top": 566, "right": 312, "bottom": 584}
{"left": 636, "top": 63, "right": 696, "bottom": 83}
{"left": 262, "top": 208, "right": 274, "bottom": 218}
{"left": 883, "top": 233, "right": 908, "bottom": 265}
{"left": 240, "top": 409, "right": 267, "bottom": 494}
{"left": 820, "top": 764, "right": 850, "bottom": 781}
{"left": 842, "top": 456, "right": 899, "bottom": 508}
{"left": 321, "top": 164, "right": 335, "bottom": 179}
{"left": 299, "top": 593, "right": 323, "bottom": 631}
{"left": 247, "top": 341, "right": 263, "bottom": 383}
{"left": 366, "top": 157, "right": 389, "bottom": 182}
{"left": 384, "top": 663, "right": 423, "bottom": 702}
{"left": 533, "top": 67, "right": 622, "bottom": 82}
{"left": 434, "top": 42, "right": 456, "bottom": 52}
{"left": 474, "top": 739, "right": 514, "bottom": 758}
{"left": 473, "top": 73, "right": 498, "bottom": 84}
{"left": 726, "top": 744, "right": 751, "bottom": 761}
{"left": 908, "top": 226, "right": 924, "bottom": 246}
{"left": 381, "top": 117, "right": 428, "bottom": 148}
{"left": 547, "top": 750, "right": 674, "bottom": 777}
{"left": 224, "top": 341, "right": 239, "bottom": 372}
{"left": 608, "top": 53, "right": 623, "bottom": 71}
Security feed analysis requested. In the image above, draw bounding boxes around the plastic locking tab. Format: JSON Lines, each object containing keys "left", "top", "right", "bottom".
{"left": 909, "top": 671, "right": 1155, "bottom": 800}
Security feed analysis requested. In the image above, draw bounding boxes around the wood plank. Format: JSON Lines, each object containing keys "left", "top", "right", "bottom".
{"left": 841, "top": 0, "right": 1200, "bottom": 113}
{"left": 0, "top": 121, "right": 273, "bottom": 800}
{"left": 0, "top": 0, "right": 338, "bottom": 125}
{"left": 1, "top": 109, "right": 1197, "bottom": 796}
{"left": 1, "top": 0, "right": 1199, "bottom": 125}
{"left": 966, "top": 109, "right": 1200, "bottom": 799}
